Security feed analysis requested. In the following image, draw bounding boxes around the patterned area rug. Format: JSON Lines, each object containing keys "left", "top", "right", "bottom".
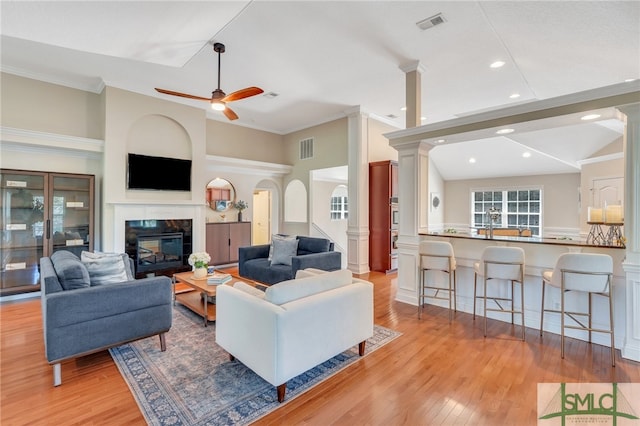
{"left": 110, "top": 306, "right": 401, "bottom": 425}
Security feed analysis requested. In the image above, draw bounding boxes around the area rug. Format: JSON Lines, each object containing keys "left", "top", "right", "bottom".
{"left": 110, "top": 306, "right": 401, "bottom": 425}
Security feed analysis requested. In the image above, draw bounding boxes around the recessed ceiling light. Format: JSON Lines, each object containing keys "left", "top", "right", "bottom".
{"left": 581, "top": 114, "right": 601, "bottom": 121}
{"left": 509, "top": 93, "right": 520, "bottom": 99}
{"left": 469, "top": 157, "right": 476, "bottom": 164}
{"left": 421, "top": 116, "right": 426, "bottom": 121}
{"left": 522, "top": 152, "right": 531, "bottom": 158}
{"left": 496, "top": 128, "right": 514, "bottom": 134}
{"left": 400, "top": 106, "right": 407, "bottom": 111}
{"left": 625, "top": 78, "right": 637, "bottom": 82}
{"left": 434, "top": 139, "right": 446, "bottom": 144}
{"left": 490, "top": 61, "right": 505, "bottom": 68}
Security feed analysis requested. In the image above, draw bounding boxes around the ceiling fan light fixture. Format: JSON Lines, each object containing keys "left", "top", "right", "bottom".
{"left": 211, "top": 101, "right": 226, "bottom": 111}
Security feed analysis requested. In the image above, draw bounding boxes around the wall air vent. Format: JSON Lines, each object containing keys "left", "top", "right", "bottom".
{"left": 416, "top": 13, "right": 446, "bottom": 31}
{"left": 300, "top": 137, "right": 314, "bottom": 160}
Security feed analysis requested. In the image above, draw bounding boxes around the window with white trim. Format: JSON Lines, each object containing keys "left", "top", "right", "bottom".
{"left": 472, "top": 188, "right": 542, "bottom": 236}
{"left": 330, "top": 185, "right": 348, "bottom": 220}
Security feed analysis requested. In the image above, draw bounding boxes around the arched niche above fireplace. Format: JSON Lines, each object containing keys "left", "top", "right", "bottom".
{"left": 206, "top": 178, "right": 236, "bottom": 212}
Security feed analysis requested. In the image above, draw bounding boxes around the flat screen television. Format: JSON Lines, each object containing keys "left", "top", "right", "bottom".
{"left": 127, "top": 153, "right": 192, "bottom": 191}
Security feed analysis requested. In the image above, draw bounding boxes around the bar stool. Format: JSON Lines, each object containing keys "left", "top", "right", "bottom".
{"left": 539, "top": 253, "right": 615, "bottom": 366}
{"left": 418, "top": 241, "right": 456, "bottom": 321}
{"left": 473, "top": 246, "right": 526, "bottom": 340}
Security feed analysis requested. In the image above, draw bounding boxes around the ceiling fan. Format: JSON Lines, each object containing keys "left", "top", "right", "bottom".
{"left": 155, "top": 42, "right": 263, "bottom": 120}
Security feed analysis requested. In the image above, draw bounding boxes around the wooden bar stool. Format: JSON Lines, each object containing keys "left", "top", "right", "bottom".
{"left": 473, "top": 246, "right": 526, "bottom": 340}
{"left": 539, "top": 253, "right": 615, "bottom": 366}
{"left": 418, "top": 241, "right": 456, "bottom": 322}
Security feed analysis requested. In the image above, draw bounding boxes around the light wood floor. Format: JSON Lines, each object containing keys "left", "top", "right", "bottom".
{"left": 2, "top": 269, "right": 639, "bottom": 425}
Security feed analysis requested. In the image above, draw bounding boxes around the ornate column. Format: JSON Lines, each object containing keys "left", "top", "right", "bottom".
{"left": 346, "top": 107, "right": 370, "bottom": 274}
{"left": 618, "top": 103, "right": 640, "bottom": 362}
{"left": 394, "top": 140, "right": 433, "bottom": 305}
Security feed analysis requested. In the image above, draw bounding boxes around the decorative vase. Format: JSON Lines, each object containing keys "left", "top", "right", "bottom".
{"left": 193, "top": 267, "right": 207, "bottom": 279}
{"left": 238, "top": 211, "right": 243, "bottom": 222}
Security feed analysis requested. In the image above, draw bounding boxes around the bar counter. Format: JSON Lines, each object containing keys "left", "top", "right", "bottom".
{"left": 410, "top": 231, "right": 626, "bottom": 350}
{"left": 420, "top": 231, "right": 626, "bottom": 249}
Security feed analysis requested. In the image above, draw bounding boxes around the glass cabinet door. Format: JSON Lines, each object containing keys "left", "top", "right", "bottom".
{"left": 50, "top": 174, "right": 94, "bottom": 257}
{"left": 0, "top": 171, "right": 46, "bottom": 295}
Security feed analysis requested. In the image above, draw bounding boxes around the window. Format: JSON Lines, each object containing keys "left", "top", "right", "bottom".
{"left": 472, "top": 188, "right": 541, "bottom": 236}
{"left": 330, "top": 196, "right": 348, "bottom": 220}
{"left": 330, "top": 185, "right": 348, "bottom": 220}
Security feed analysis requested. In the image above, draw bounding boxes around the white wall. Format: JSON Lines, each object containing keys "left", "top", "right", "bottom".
{"left": 311, "top": 179, "right": 348, "bottom": 252}
{"left": 428, "top": 156, "right": 445, "bottom": 230}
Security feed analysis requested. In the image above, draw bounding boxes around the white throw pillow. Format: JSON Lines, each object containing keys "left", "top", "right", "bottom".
{"left": 270, "top": 237, "right": 299, "bottom": 266}
{"left": 265, "top": 269, "right": 352, "bottom": 305}
{"left": 81, "top": 251, "right": 134, "bottom": 285}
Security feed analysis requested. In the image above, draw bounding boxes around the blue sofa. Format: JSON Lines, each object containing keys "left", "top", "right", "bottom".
{"left": 40, "top": 250, "right": 173, "bottom": 386}
{"left": 238, "top": 236, "right": 342, "bottom": 285}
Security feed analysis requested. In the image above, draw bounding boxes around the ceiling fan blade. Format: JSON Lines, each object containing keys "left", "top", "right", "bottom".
{"left": 221, "top": 87, "right": 264, "bottom": 103}
{"left": 155, "top": 88, "right": 211, "bottom": 102}
{"left": 223, "top": 106, "right": 239, "bottom": 121}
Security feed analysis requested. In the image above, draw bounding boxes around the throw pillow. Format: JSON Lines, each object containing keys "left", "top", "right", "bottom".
{"left": 51, "top": 250, "right": 90, "bottom": 291}
{"left": 267, "top": 234, "right": 292, "bottom": 263}
{"left": 270, "top": 237, "right": 299, "bottom": 266}
{"left": 265, "top": 269, "right": 352, "bottom": 305}
{"left": 81, "top": 251, "right": 134, "bottom": 286}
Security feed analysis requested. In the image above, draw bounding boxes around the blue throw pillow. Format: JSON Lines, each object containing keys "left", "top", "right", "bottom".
{"left": 270, "top": 238, "right": 299, "bottom": 266}
{"left": 51, "top": 250, "right": 90, "bottom": 291}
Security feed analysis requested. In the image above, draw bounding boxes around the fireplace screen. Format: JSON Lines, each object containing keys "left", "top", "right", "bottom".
{"left": 136, "top": 233, "right": 184, "bottom": 273}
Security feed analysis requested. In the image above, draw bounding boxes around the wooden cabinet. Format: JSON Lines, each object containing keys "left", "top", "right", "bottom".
{"left": 369, "top": 161, "right": 398, "bottom": 273}
{"left": 0, "top": 170, "right": 95, "bottom": 295}
{"left": 206, "top": 222, "right": 251, "bottom": 265}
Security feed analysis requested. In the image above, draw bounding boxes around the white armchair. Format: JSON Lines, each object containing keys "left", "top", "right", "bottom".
{"left": 215, "top": 269, "right": 374, "bottom": 402}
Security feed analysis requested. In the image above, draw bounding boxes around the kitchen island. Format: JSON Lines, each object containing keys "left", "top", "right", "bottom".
{"left": 413, "top": 231, "right": 626, "bottom": 350}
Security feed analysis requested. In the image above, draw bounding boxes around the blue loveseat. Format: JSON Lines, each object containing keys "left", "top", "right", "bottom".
{"left": 238, "top": 235, "right": 342, "bottom": 285}
{"left": 40, "top": 250, "right": 173, "bottom": 386}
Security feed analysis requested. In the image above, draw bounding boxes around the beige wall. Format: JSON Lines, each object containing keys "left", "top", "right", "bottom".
{"left": 102, "top": 86, "right": 207, "bottom": 204}
{"left": 368, "top": 118, "right": 398, "bottom": 163}
{"left": 577, "top": 138, "right": 624, "bottom": 233}
{"left": 281, "top": 118, "right": 348, "bottom": 234}
{"left": 444, "top": 173, "right": 581, "bottom": 236}
{"left": 0, "top": 72, "right": 103, "bottom": 139}
{"left": 206, "top": 119, "right": 285, "bottom": 163}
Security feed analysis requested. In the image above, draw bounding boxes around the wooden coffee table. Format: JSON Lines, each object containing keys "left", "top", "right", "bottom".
{"left": 172, "top": 271, "right": 263, "bottom": 326}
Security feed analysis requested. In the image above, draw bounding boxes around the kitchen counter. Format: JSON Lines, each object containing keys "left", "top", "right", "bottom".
{"left": 419, "top": 231, "right": 625, "bottom": 249}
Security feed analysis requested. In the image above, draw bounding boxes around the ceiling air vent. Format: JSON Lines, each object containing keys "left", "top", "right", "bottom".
{"left": 416, "top": 13, "right": 446, "bottom": 31}
{"left": 300, "top": 137, "right": 314, "bottom": 160}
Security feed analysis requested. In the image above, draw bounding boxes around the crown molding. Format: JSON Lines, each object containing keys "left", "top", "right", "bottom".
{"left": 576, "top": 152, "right": 624, "bottom": 167}
{"left": 0, "top": 127, "right": 104, "bottom": 155}
{"left": 1, "top": 66, "right": 105, "bottom": 94}
{"left": 205, "top": 154, "right": 292, "bottom": 177}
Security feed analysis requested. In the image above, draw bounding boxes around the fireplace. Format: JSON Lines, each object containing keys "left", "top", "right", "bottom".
{"left": 125, "top": 219, "right": 192, "bottom": 277}
{"left": 137, "top": 233, "right": 183, "bottom": 273}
